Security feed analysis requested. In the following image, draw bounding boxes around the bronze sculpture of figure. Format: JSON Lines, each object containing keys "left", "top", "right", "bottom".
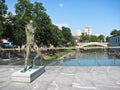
{"left": 24, "top": 20, "right": 41, "bottom": 71}
{"left": 16, "top": 7, "right": 42, "bottom": 72}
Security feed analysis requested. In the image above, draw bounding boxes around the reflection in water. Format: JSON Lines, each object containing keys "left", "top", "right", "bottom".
{"left": 59, "top": 48, "right": 120, "bottom": 66}
{"left": 0, "top": 48, "right": 120, "bottom": 66}
{"left": 107, "top": 48, "right": 120, "bottom": 58}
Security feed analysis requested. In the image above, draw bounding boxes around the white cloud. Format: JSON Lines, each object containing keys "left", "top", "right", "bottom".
{"left": 54, "top": 23, "right": 69, "bottom": 30}
{"left": 59, "top": 3, "right": 64, "bottom": 7}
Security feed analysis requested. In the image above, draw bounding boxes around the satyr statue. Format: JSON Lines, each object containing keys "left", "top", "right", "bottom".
{"left": 23, "top": 20, "right": 41, "bottom": 71}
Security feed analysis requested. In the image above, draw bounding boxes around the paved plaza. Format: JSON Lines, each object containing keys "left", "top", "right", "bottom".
{"left": 0, "top": 66, "right": 120, "bottom": 90}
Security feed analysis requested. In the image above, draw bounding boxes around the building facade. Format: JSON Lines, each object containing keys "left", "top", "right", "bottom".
{"left": 83, "top": 27, "right": 92, "bottom": 35}
{"left": 109, "top": 35, "right": 120, "bottom": 46}
{"left": 75, "top": 27, "right": 92, "bottom": 36}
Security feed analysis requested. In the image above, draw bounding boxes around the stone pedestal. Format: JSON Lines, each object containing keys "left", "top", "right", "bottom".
{"left": 12, "top": 66, "right": 45, "bottom": 83}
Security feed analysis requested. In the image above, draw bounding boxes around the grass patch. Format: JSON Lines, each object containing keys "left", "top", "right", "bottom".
{"left": 43, "top": 49, "right": 73, "bottom": 60}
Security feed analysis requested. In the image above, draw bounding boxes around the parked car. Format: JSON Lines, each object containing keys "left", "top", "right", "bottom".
{"left": 2, "top": 43, "right": 14, "bottom": 48}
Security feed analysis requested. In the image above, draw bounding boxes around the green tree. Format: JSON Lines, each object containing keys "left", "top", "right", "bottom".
{"left": 2, "top": 0, "right": 76, "bottom": 47}
{"left": 110, "top": 29, "right": 120, "bottom": 36}
{"left": 2, "top": 12, "right": 15, "bottom": 43}
{"left": 15, "top": 0, "right": 33, "bottom": 22}
{"left": 97, "top": 34, "right": 105, "bottom": 42}
{"left": 12, "top": 0, "right": 34, "bottom": 46}
{"left": 80, "top": 34, "right": 105, "bottom": 42}
{"left": 49, "top": 25, "right": 65, "bottom": 47}
{"left": 106, "top": 36, "right": 109, "bottom": 42}
{"left": 80, "top": 33, "right": 90, "bottom": 42}
{"left": 32, "top": 2, "right": 53, "bottom": 47}
{"left": 89, "top": 35, "right": 97, "bottom": 42}
{"left": 6, "top": 0, "right": 65, "bottom": 47}
{"left": 61, "top": 26, "right": 76, "bottom": 46}
{"left": 14, "top": 0, "right": 53, "bottom": 47}
{"left": 0, "top": 0, "right": 7, "bottom": 37}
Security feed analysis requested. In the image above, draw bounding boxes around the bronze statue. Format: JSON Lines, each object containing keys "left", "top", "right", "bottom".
{"left": 17, "top": 7, "right": 42, "bottom": 72}
{"left": 24, "top": 20, "right": 41, "bottom": 71}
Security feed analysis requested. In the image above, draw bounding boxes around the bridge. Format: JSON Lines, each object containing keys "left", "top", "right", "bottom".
{"left": 77, "top": 42, "right": 108, "bottom": 47}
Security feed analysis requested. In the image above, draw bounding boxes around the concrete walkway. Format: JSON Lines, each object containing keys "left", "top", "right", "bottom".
{"left": 0, "top": 66, "right": 120, "bottom": 90}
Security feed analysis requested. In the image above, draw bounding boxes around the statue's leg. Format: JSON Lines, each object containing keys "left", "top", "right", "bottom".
{"left": 32, "top": 43, "right": 41, "bottom": 66}
{"left": 24, "top": 44, "right": 30, "bottom": 71}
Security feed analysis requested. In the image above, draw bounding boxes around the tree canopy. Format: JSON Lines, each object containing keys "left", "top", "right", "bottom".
{"left": 62, "top": 26, "right": 76, "bottom": 46}
{"left": 110, "top": 29, "right": 120, "bottom": 36}
{"left": 1, "top": 0, "right": 75, "bottom": 47}
{"left": 0, "top": 0, "right": 7, "bottom": 37}
{"left": 79, "top": 34, "right": 105, "bottom": 42}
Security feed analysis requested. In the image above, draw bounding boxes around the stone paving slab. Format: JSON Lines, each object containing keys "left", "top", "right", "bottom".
{"left": 0, "top": 66, "right": 120, "bottom": 90}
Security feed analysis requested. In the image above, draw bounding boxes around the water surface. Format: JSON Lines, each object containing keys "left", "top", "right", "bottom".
{"left": 58, "top": 48, "right": 120, "bottom": 66}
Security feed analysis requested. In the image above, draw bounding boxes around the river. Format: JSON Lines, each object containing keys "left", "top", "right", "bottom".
{"left": 57, "top": 48, "right": 120, "bottom": 66}
{"left": 0, "top": 48, "right": 120, "bottom": 66}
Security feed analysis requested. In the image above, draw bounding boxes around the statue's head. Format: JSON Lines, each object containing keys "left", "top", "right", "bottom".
{"left": 30, "top": 20, "right": 33, "bottom": 24}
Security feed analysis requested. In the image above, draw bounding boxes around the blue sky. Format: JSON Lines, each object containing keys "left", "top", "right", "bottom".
{"left": 6, "top": 0, "right": 120, "bottom": 36}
